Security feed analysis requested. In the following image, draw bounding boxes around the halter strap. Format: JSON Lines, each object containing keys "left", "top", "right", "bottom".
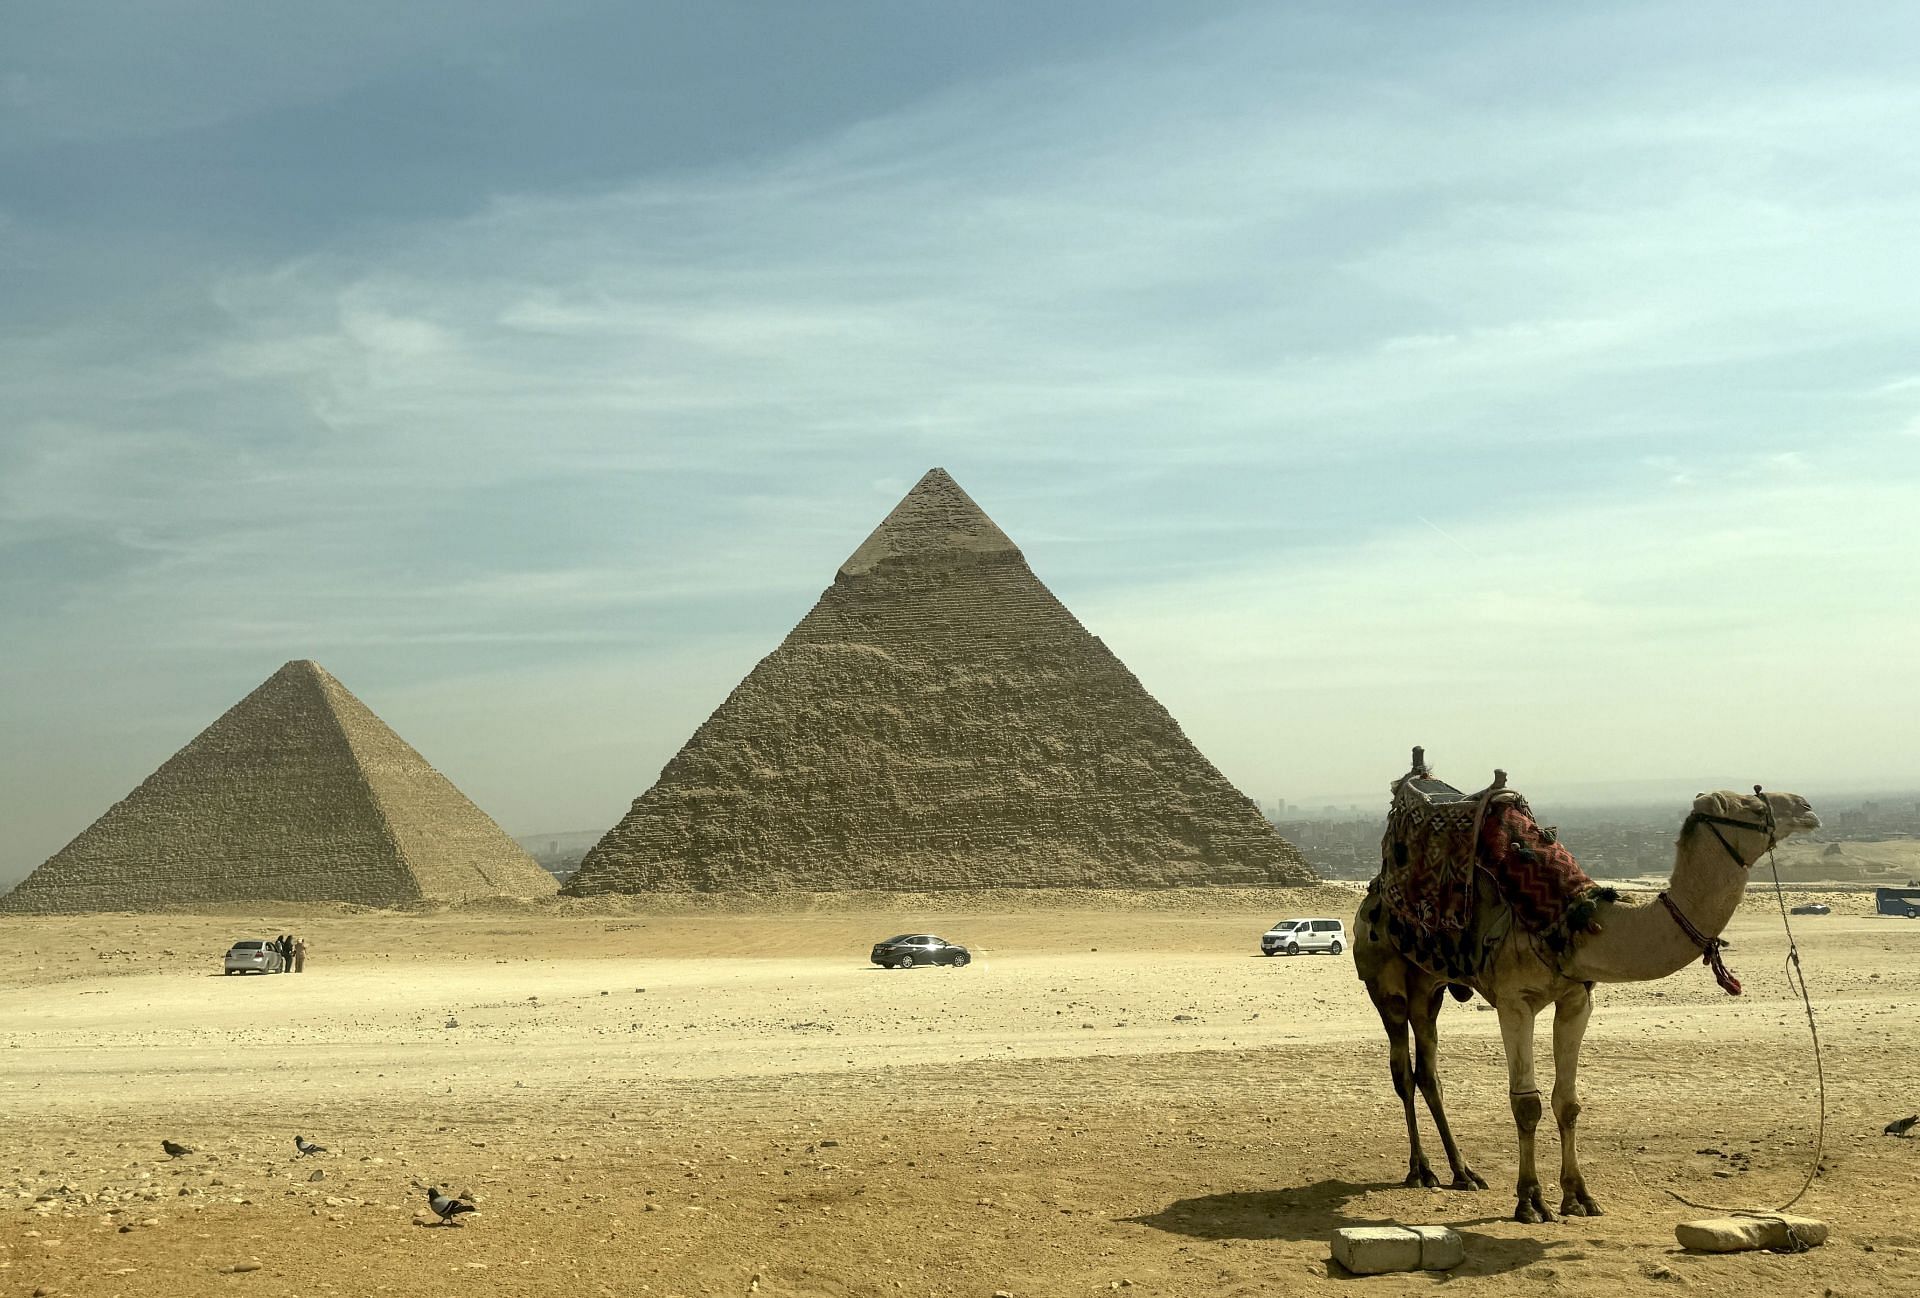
{"left": 1683, "top": 795, "right": 1779, "bottom": 869}
{"left": 1658, "top": 891, "right": 1742, "bottom": 996}
{"left": 1685, "top": 811, "right": 1775, "bottom": 835}
{"left": 1657, "top": 790, "right": 1782, "bottom": 996}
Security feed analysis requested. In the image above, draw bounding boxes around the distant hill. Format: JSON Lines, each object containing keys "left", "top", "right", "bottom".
{"left": 1764, "top": 837, "right": 1920, "bottom": 884}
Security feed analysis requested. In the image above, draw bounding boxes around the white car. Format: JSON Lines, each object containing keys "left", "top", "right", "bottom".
{"left": 1261, "top": 917, "right": 1346, "bottom": 956}
{"left": 223, "top": 939, "right": 287, "bottom": 974}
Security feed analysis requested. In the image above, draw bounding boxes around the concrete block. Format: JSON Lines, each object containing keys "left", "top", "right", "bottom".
{"left": 1674, "top": 1214, "right": 1828, "bottom": 1253}
{"left": 1330, "top": 1225, "right": 1466, "bottom": 1274}
{"left": 1411, "top": 1224, "right": 1465, "bottom": 1270}
{"left": 1331, "top": 1227, "right": 1421, "bottom": 1274}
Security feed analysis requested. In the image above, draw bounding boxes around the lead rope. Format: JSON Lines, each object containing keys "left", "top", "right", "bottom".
{"left": 1660, "top": 799, "right": 1827, "bottom": 1247}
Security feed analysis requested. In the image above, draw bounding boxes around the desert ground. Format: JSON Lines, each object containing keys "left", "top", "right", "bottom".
{"left": 2, "top": 885, "right": 1916, "bottom": 1298}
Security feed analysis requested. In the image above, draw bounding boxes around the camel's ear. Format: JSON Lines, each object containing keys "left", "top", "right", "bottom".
{"left": 1692, "top": 791, "right": 1729, "bottom": 816}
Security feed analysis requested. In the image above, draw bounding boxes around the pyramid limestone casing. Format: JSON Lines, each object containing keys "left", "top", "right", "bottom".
{"left": 0, "top": 661, "right": 557, "bottom": 912}
{"left": 566, "top": 469, "right": 1312, "bottom": 893}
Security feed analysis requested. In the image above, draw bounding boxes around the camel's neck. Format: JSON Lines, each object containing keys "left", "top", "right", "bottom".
{"left": 1564, "top": 821, "right": 1756, "bottom": 984}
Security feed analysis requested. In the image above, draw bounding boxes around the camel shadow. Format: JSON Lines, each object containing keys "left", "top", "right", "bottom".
{"left": 1124, "top": 1180, "right": 1556, "bottom": 1280}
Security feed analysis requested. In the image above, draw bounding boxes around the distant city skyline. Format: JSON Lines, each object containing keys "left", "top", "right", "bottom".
{"left": 5, "top": 3, "right": 1919, "bottom": 886}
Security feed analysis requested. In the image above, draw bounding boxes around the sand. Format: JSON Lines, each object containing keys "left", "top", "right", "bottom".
{"left": 2, "top": 887, "right": 1916, "bottom": 1297}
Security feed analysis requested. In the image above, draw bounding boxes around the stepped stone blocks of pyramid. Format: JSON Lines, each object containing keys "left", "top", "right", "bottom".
{"left": 565, "top": 468, "right": 1312, "bottom": 893}
{"left": 0, "top": 660, "right": 556, "bottom": 912}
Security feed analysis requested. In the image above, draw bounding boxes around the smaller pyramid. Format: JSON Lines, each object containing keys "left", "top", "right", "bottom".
{"left": 0, "top": 661, "right": 556, "bottom": 912}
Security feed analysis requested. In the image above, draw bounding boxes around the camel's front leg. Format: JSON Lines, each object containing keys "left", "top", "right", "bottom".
{"left": 1552, "top": 987, "right": 1601, "bottom": 1217}
{"left": 1497, "top": 1001, "right": 1552, "bottom": 1223}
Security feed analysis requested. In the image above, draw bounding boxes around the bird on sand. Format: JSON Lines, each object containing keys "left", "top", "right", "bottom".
{"left": 1886, "top": 1115, "right": 1919, "bottom": 1137}
{"left": 294, "top": 1135, "right": 327, "bottom": 1156}
{"left": 425, "top": 1187, "right": 478, "bottom": 1226}
{"left": 161, "top": 1139, "right": 194, "bottom": 1158}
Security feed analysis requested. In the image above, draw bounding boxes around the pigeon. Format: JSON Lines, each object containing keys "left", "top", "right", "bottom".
{"left": 294, "top": 1135, "right": 327, "bottom": 1157}
{"left": 160, "top": 1140, "right": 193, "bottom": 1159}
{"left": 425, "top": 1186, "right": 478, "bottom": 1226}
{"left": 1885, "top": 1115, "right": 1919, "bottom": 1137}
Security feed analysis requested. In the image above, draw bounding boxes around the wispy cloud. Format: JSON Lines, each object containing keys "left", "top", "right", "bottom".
{"left": 3, "top": 3, "right": 1919, "bottom": 879}
{"left": 1080, "top": 472, "right": 1920, "bottom": 800}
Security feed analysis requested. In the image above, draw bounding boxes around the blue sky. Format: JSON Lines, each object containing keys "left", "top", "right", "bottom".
{"left": 4, "top": 2, "right": 1918, "bottom": 883}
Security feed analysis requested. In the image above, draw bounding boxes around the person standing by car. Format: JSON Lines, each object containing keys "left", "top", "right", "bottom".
{"left": 278, "top": 934, "right": 293, "bottom": 973}
{"left": 292, "top": 936, "right": 308, "bottom": 973}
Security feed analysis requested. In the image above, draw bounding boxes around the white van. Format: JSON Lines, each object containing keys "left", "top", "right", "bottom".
{"left": 1261, "top": 917, "right": 1347, "bottom": 956}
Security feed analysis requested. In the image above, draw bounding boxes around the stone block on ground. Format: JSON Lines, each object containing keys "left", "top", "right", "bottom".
{"left": 1674, "top": 1214, "right": 1828, "bottom": 1253}
{"left": 1331, "top": 1225, "right": 1463, "bottom": 1274}
{"left": 1411, "top": 1223, "right": 1466, "bottom": 1269}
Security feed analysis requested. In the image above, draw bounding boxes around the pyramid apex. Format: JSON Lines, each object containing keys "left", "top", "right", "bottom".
{"left": 260, "top": 659, "right": 345, "bottom": 698}
{"left": 838, "top": 468, "right": 1017, "bottom": 576}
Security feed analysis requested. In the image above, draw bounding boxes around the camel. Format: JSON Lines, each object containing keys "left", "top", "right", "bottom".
{"left": 1354, "top": 787, "right": 1820, "bottom": 1224}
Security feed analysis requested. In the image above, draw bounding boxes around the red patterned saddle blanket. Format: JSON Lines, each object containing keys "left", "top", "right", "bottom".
{"left": 1378, "top": 760, "right": 1611, "bottom": 980}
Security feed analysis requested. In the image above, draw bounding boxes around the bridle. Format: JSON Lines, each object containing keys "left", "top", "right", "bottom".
{"left": 1685, "top": 793, "right": 1780, "bottom": 869}
{"left": 1659, "top": 785, "right": 1779, "bottom": 997}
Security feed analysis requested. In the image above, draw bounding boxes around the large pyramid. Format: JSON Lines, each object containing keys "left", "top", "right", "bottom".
{"left": 565, "top": 468, "right": 1311, "bottom": 893}
{"left": 0, "top": 660, "right": 558, "bottom": 912}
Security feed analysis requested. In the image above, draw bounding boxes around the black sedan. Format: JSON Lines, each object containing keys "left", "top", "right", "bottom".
{"left": 870, "top": 934, "right": 971, "bottom": 969}
{"left": 1788, "top": 902, "right": 1832, "bottom": 916}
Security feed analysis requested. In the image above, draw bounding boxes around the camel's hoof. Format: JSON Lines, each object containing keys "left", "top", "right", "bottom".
{"left": 1405, "top": 1167, "right": 1442, "bottom": 1189}
{"left": 1452, "top": 1168, "right": 1488, "bottom": 1191}
{"left": 1513, "top": 1189, "right": 1555, "bottom": 1224}
{"left": 1560, "top": 1193, "right": 1603, "bottom": 1218}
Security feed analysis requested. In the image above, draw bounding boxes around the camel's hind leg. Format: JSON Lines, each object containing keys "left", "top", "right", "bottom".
{"left": 1408, "top": 975, "right": 1487, "bottom": 1191}
{"left": 1552, "top": 985, "right": 1601, "bottom": 1216}
{"left": 1364, "top": 959, "right": 1441, "bottom": 1189}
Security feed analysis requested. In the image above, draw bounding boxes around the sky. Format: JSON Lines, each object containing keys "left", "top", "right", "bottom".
{"left": 4, "top": 2, "right": 1919, "bottom": 884}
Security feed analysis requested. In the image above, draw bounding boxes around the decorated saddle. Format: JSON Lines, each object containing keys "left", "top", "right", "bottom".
{"left": 1375, "top": 747, "right": 1614, "bottom": 983}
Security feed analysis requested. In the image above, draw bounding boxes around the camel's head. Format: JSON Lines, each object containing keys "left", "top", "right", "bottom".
{"left": 1690, "top": 789, "right": 1821, "bottom": 855}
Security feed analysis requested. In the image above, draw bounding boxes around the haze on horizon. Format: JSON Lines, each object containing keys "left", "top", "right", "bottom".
{"left": 4, "top": 3, "right": 1918, "bottom": 887}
